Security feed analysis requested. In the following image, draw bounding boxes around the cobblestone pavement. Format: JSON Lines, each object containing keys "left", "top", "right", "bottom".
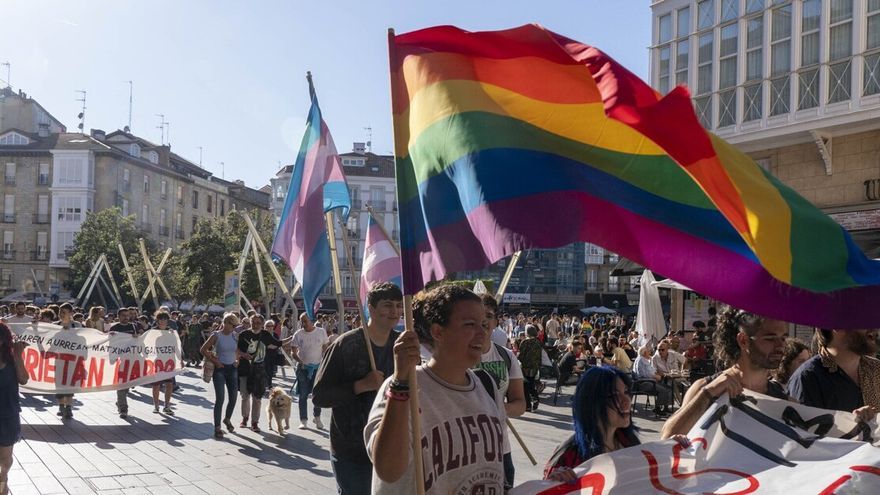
{"left": 10, "top": 367, "right": 666, "bottom": 494}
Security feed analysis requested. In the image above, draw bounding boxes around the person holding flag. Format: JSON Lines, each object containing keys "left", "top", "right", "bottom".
{"left": 313, "top": 282, "right": 403, "bottom": 495}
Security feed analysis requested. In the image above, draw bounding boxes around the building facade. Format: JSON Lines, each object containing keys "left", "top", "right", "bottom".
{"left": 0, "top": 87, "right": 270, "bottom": 298}
{"left": 650, "top": 0, "right": 880, "bottom": 256}
{"left": 269, "top": 142, "right": 398, "bottom": 310}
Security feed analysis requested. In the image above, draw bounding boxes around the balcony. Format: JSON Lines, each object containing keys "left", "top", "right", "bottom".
{"left": 30, "top": 250, "right": 48, "bottom": 261}
{"left": 1, "top": 250, "right": 16, "bottom": 261}
{"left": 159, "top": 225, "right": 170, "bottom": 237}
{"left": 1, "top": 213, "right": 15, "bottom": 223}
{"left": 175, "top": 228, "right": 185, "bottom": 239}
{"left": 38, "top": 175, "right": 49, "bottom": 185}
{"left": 4, "top": 176, "right": 15, "bottom": 185}
{"left": 33, "top": 213, "right": 50, "bottom": 224}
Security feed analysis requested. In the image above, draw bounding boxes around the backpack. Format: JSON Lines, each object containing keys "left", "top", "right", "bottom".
{"left": 473, "top": 368, "right": 497, "bottom": 402}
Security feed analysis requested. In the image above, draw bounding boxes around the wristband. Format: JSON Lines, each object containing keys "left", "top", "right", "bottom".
{"left": 385, "top": 388, "right": 410, "bottom": 402}
{"left": 390, "top": 379, "right": 410, "bottom": 391}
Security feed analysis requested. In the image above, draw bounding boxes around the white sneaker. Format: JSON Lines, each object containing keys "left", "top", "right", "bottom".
{"left": 313, "top": 416, "right": 324, "bottom": 430}
{"left": 298, "top": 422, "right": 307, "bottom": 430}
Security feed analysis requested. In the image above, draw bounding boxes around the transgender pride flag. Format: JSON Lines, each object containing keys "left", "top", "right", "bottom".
{"left": 360, "top": 212, "right": 402, "bottom": 321}
{"left": 271, "top": 75, "right": 350, "bottom": 319}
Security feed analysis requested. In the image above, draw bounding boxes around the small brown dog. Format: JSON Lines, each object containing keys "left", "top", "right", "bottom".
{"left": 266, "top": 387, "right": 292, "bottom": 434}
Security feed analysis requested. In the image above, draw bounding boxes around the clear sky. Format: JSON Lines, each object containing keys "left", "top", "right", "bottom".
{"left": 1, "top": 0, "right": 651, "bottom": 188}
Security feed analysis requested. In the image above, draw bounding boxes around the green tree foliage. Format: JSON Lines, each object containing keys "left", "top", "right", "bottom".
{"left": 67, "top": 207, "right": 156, "bottom": 307}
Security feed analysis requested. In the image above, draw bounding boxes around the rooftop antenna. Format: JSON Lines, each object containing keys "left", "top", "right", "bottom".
{"left": 124, "top": 80, "right": 133, "bottom": 131}
{"left": 364, "top": 126, "right": 372, "bottom": 152}
{"left": 155, "top": 113, "right": 167, "bottom": 145}
{"left": 166, "top": 121, "right": 171, "bottom": 146}
{"left": 197, "top": 146, "right": 203, "bottom": 167}
{"left": 219, "top": 161, "right": 225, "bottom": 179}
{"left": 1, "top": 62, "right": 9, "bottom": 88}
{"left": 75, "top": 90, "right": 87, "bottom": 133}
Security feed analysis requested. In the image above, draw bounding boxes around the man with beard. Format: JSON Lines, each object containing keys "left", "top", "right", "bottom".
{"left": 3, "top": 302, "right": 32, "bottom": 324}
{"left": 788, "top": 328, "right": 878, "bottom": 422}
{"left": 661, "top": 306, "right": 789, "bottom": 438}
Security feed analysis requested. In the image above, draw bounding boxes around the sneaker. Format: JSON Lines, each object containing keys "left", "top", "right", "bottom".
{"left": 312, "top": 416, "right": 324, "bottom": 430}
{"left": 298, "top": 422, "right": 307, "bottom": 430}
{"left": 251, "top": 422, "right": 261, "bottom": 433}
{"left": 240, "top": 418, "right": 248, "bottom": 428}
{"left": 57, "top": 408, "right": 64, "bottom": 417}
{"left": 64, "top": 405, "right": 73, "bottom": 419}
{"left": 163, "top": 407, "right": 175, "bottom": 416}
{"left": 153, "top": 405, "right": 160, "bottom": 414}
{"left": 119, "top": 411, "right": 128, "bottom": 419}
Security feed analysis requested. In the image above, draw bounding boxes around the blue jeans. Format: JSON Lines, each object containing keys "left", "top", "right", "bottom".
{"left": 330, "top": 455, "right": 372, "bottom": 495}
{"left": 213, "top": 366, "right": 238, "bottom": 427}
{"left": 295, "top": 366, "right": 321, "bottom": 420}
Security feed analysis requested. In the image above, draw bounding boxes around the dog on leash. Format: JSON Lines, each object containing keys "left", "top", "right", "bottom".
{"left": 266, "top": 387, "right": 292, "bottom": 434}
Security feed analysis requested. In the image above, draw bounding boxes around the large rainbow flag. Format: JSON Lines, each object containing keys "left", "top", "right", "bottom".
{"left": 271, "top": 76, "right": 350, "bottom": 319}
{"left": 389, "top": 24, "right": 880, "bottom": 329}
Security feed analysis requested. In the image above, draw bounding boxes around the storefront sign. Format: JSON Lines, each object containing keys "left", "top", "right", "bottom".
{"left": 828, "top": 209, "right": 880, "bottom": 231}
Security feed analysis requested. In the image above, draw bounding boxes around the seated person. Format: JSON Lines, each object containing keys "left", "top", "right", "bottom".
{"left": 652, "top": 339, "right": 689, "bottom": 404}
{"left": 633, "top": 346, "right": 674, "bottom": 416}
{"left": 557, "top": 341, "right": 585, "bottom": 385}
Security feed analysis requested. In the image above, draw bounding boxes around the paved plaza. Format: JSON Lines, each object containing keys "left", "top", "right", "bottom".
{"left": 9, "top": 366, "right": 665, "bottom": 494}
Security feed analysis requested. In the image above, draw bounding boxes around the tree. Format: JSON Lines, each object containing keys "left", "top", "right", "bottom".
{"left": 179, "top": 217, "right": 237, "bottom": 304}
{"left": 67, "top": 207, "right": 155, "bottom": 307}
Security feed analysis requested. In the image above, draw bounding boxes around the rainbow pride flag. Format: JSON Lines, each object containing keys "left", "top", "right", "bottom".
{"left": 389, "top": 24, "right": 880, "bottom": 329}
{"left": 271, "top": 76, "right": 350, "bottom": 319}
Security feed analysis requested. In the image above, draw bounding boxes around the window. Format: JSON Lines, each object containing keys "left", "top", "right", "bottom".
{"left": 4, "top": 163, "right": 14, "bottom": 184}
{"left": 56, "top": 231, "right": 75, "bottom": 261}
{"left": 130, "top": 143, "right": 140, "bottom": 157}
{"left": 676, "top": 40, "right": 689, "bottom": 85}
{"left": 718, "top": 23, "right": 738, "bottom": 127}
{"left": 677, "top": 7, "right": 691, "bottom": 37}
{"left": 121, "top": 198, "right": 129, "bottom": 217}
{"left": 148, "top": 151, "right": 159, "bottom": 164}
{"left": 36, "top": 232, "right": 47, "bottom": 259}
{"left": 2, "top": 231, "right": 12, "bottom": 261}
{"left": 697, "top": 33, "right": 714, "bottom": 96}
{"left": 220, "top": 198, "right": 226, "bottom": 216}
{"left": 176, "top": 184, "right": 183, "bottom": 205}
{"left": 160, "top": 180, "right": 167, "bottom": 198}
{"left": 828, "top": 0, "right": 853, "bottom": 103}
{"left": 141, "top": 204, "right": 149, "bottom": 224}
{"left": 38, "top": 163, "right": 49, "bottom": 185}
{"left": 192, "top": 216, "right": 198, "bottom": 232}
{"left": 34, "top": 269, "right": 45, "bottom": 283}
{"left": 143, "top": 175, "right": 150, "bottom": 194}
{"left": 192, "top": 190, "right": 199, "bottom": 209}
{"left": 865, "top": 0, "right": 880, "bottom": 95}
{"left": 746, "top": 0, "right": 764, "bottom": 14}
{"left": 57, "top": 158, "right": 84, "bottom": 185}
{"left": 587, "top": 270, "right": 598, "bottom": 290}
{"left": 720, "top": 0, "right": 738, "bottom": 22}
{"left": 2, "top": 195, "right": 13, "bottom": 223}
{"left": 746, "top": 15, "right": 766, "bottom": 119}
{"left": 659, "top": 14, "right": 672, "bottom": 43}
{"left": 36, "top": 195, "right": 49, "bottom": 223}
{"left": 658, "top": 45, "right": 671, "bottom": 93}
{"left": 608, "top": 274, "right": 619, "bottom": 291}
{"left": 207, "top": 195, "right": 213, "bottom": 213}
{"left": 586, "top": 244, "right": 604, "bottom": 264}
{"left": 56, "top": 197, "right": 83, "bottom": 222}
{"left": 159, "top": 208, "right": 166, "bottom": 228}
{"left": 698, "top": 0, "right": 715, "bottom": 30}
{"left": 120, "top": 167, "right": 130, "bottom": 191}
{"left": 0, "top": 132, "right": 29, "bottom": 145}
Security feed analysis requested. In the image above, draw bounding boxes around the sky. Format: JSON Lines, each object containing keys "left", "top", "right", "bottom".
{"left": 1, "top": 0, "right": 651, "bottom": 189}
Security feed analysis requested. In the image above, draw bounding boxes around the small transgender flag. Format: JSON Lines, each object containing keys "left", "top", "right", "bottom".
{"left": 360, "top": 212, "right": 402, "bottom": 322}
{"left": 271, "top": 73, "right": 350, "bottom": 319}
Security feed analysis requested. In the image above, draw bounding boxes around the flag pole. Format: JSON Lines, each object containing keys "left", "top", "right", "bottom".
{"left": 325, "top": 211, "right": 346, "bottom": 330}
{"left": 389, "top": 27, "right": 425, "bottom": 495}
{"left": 339, "top": 216, "right": 375, "bottom": 370}
{"left": 495, "top": 250, "right": 523, "bottom": 300}
{"left": 365, "top": 204, "right": 400, "bottom": 256}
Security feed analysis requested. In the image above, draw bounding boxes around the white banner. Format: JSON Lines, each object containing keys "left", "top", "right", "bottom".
{"left": 8, "top": 322, "right": 183, "bottom": 394}
{"left": 503, "top": 293, "right": 531, "bottom": 304}
{"left": 512, "top": 393, "right": 880, "bottom": 494}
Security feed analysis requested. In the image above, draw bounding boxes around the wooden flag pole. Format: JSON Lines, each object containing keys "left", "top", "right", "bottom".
{"left": 240, "top": 211, "right": 298, "bottom": 321}
{"left": 403, "top": 294, "right": 425, "bottom": 495}
{"left": 339, "top": 216, "right": 375, "bottom": 370}
{"left": 99, "top": 254, "right": 125, "bottom": 309}
{"left": 75, "top": 258, "right": 102, "bottom": 303}
{"left": 139, "top": 246, "right": 172, "bottom": 304}
{"left": 136, "top": 239, "right": 160, "bottom": 309}
{"left": 490, "top": 251, "right": 537, "bottom": 464}
{"left": 325, "top": 211, "right": 346, "bottom": 328}
{"left": 365, "top": 205, "right": 400, "bottom": 256}
{"left": 495, "top": 250, "right": 523, "bottom": 301}
{"left": 249, "top": 237, "right": 270, "bottom": 318}
{"left": 118, "top": 243, "right": 141, "bottom": 309}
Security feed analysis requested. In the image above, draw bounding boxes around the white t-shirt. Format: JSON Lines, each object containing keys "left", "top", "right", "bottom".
{"left": 291, "top": 328, "right": 328, "bottom": 365}
{"left": 490, "top": 327, "right": 508, "bottom": 348}
{"left": 545, "top": 319, "right": 560, "bottom": 339}
{"left": 365, "top": 367, "right": 505, "bottom": 494}
{"left": 4, "top": 315, "right": 33, "bottom": 324}
{"left": 477, "top": 344, "right": 524, "bottom": 454}
{"left": 652, "top": 349, "right": 687, "bottom": 374}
